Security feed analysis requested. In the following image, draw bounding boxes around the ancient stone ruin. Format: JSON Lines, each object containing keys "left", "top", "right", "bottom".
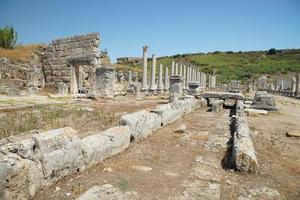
{"left": 0, "top": 32, "right": 299, "bottom": 200}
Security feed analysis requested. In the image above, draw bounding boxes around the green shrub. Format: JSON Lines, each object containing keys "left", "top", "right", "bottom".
{"left": 0, "top": 25, "right": 18, "bottom": 49}
{"left": 267, "top": 48, "right": 277, "bottom": 55}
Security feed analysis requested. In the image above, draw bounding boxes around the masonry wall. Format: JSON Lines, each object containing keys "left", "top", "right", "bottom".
{"left": 43, "top": 33, "right": 100, "bottom": 87}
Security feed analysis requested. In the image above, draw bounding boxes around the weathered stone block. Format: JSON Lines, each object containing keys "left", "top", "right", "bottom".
{"left": 95, "top": 66, "right": 115, "bottom": 98}
{"left": 211, "top": 100, "right": 224, "bottom": 113}
{"left": 233, "top": 100, "right": 259, "bottom": 173}
{"left": 0, "top": 153, "right": 44, "bottom": 200}
{"left": 151, "top": 104, "right": 182, "bottom": 126}
{"left": 81, "top": 126, "right": 131, "bottom": 168}
{"left": 252, "top": 91, "right": 277, "bottom": 111}
{"left": 33, "top": 127, "right": 85, "bottom": 182}
{"left": 120, "top": 110, "right": 161, "bottom": 141}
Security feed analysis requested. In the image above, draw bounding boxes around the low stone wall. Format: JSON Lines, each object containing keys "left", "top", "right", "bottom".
{"left": 232, "top": 100, "right": 259, "bottom": 173}
{"left": 0, "top": 96, "right": 200, "bottom": 199}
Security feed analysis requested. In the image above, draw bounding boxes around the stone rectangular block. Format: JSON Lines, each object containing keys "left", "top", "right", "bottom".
{"left": 151, "top": 104, "right": 182, "bottom": 126}
{"left": 120, "top": 110, "right": 161, "bottom": 141}
{"left": 33, "top": 127, "right": 85, "bottom": 182}
{"left": 81, "top": 126, "right": 131, "bottom": 168}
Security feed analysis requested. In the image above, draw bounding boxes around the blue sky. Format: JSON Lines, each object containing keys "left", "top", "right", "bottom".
{"left": 1, "top": 0, "right": 300, "bottom": 62}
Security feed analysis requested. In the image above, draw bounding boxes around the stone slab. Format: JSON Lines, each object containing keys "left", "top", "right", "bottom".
{"left": 120, "top": 110, "right": 161, "bottom": 141}
{"left": 81, "top": 126, "right": 131, "bottom": 168}
{"left": 33, "top": 127, "right": 85, "bottom": 182}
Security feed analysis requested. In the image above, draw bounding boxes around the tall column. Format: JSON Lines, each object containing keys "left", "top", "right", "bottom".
{"left": 183, "top": 65, "right": 187, "bottom": 89}
{"left": 150, "top": 54, "right": 156, "bottom": 90}
{"left": 175, "top": 63, "right": 179, "bottom": 75}
{"left": 158, "top": 64, "right": 164, "bottom": 91}
{"left": 179, "top": 64, "right": 183, "bottom": 77}
{"left": 164, "top": 66, "right": 169, "bottom": 91}
{"left": 189, "top": 67, "right": 192, "bottom": 83}
{"left": 128, "top": 71, "right": 132, "bottom": 83}
{"left": 295, "top": 74, "right": 299, "bottom": 96}
{"left": 171, "top": 61, "right": 175, "bottom": 76}
{"left": 142, "top": 46, "right": 148, "bottom": 90}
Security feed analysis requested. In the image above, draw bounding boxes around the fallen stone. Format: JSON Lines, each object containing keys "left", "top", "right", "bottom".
{"left": 81, "top": 126, "right": 131, "bottom": 168}
{"left": 224, "top": 99, "right": 236, "bottom": 107}
{"left": 151, "top": 104, "right": 182, "bottom": 126}
{"left": 120, "top": 110, "right": 161, "bottom": 141}
{"left": 211, "top": 100, "right": 224, "bottom": 113}
{"left": 0, "top": 153, "right": 44, "bottom": 199}
{"left": 174, "top": 124, "right": 187, "bottom": 134}
{"left": 245, "top": 108, "right": 268, "bottom": 115}
{"left": 77, "top": 184, "right": 138, "bottom": 200}
{"left": 286, "top": 131, "right": 300, "bottom": 137}
{"left": 252, "top": 91, "right": 277, "bottom": 111}
{"left": 233, "top": 101, "right": 259, "bottom": 173}
{"left": 33, "top": 127, "right": 85, "bottom": 183}
{"left": 132, "top": 165, "right": 152, "bottom": 172}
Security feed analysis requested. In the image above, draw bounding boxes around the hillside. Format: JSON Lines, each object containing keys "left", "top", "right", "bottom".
{"left": 125, "top": 49, "right": 300, "bottom": 83}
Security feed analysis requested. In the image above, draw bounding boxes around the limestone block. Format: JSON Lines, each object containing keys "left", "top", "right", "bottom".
{"left": 0, "top": 138, "right": 37, "bottom": 161}
{"left": 32, "top": 127, "right": 85, "bottom": 182}
{"left": 120, "top": 110, "right": 161, "bottom": 141}
{"left": 171, "top": 97, "right": 198, "bottom": 114}
{"left": 77, "top": 184, "right": 138, "bottom": 200}
{"left": 245, "top": 108, "right": 268, "bottom": 115}
{"left": 211, "top": 100, "right": 224, "bottom": 113}
{"left": 151, "top": 104, "right": 182, "bottom": 126}
{"left": 233, "top": 116, "right": 259, "bottom": 173}
{"left": 81, "top": 126, "right": 131, "bottom": 168}
{"left": 0, "top": 153, "right": 44, "bottom": 200}
{"left": 95, "top": 66, "right": 115, "bottom": 98}
{"left": 252, "top": 91, "right": 277, "bottom": 111}
{"left": 232, "top": 101, "right": 258, "bottom": 173}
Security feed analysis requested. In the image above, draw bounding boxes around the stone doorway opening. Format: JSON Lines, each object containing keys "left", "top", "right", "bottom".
{"left": 68, "top": 56, "right": 96, "bottom": 95}
{"left": 70, "top": 64, "right": 91, "bottom": 94}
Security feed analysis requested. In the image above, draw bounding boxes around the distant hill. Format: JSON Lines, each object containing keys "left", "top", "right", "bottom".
{"left": 125, "top": 49, "right": 300, "bottom": 83}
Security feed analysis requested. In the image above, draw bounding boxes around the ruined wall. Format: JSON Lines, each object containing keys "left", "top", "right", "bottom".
{"left": 43, "top": 33, "right": 100, "bottom": 88}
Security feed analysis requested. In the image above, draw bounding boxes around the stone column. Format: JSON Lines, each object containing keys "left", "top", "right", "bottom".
{"left": 193, "top": 68, "right": 197, "bottom": 81}
{"left": 295, "top": 74, "right": 300, "bottom": 97}
{"left": 70, "top": 65, "right": 78, "bottom": 94}
{"left": 208, "top": 75, "right": 212, "bottom": 87}
{"left": 142, "top": 46, "right": 148, "bottom": 90}
{"left": 175, "top": 63, "right": 179, "bottom": 75}
{"left": 164, "top": 66, "right": 169, "bottom": 91}
{"left": 179, "top": 64, "right": 183, "bottom": 77}
{"left": 150, "top": 54, "right": 157, "bottom": 91}
{"left": 189, "top": 67, "right": 193, "bottom": 83}
{"left": 183, "top": 65, "right": 187, "bottom": 89}
{"left": 211, "top": 75, "right": 216, "bottom": 88}
{"left": 158, "top": 64, "right": 164, "bottom": 91}
{"left": 128, "top": 71, "right": 132, "bottom": 83}
{"left": 171, "top": 61, "right": 175, "bottom": 76}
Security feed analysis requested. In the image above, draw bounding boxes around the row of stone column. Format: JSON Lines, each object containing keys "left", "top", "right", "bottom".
{"left": 141, "top": 46, "right": 215, "bottom": 92}
{"left": 256, "top": 75, "right": 300, "bottom": 97}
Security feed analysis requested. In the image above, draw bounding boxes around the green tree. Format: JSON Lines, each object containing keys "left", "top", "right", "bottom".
{"left": 0, "top": 25, "right": 18, "bottom": 49}
{"left": 267, "top": 48, "right": 277, "bottom": 55}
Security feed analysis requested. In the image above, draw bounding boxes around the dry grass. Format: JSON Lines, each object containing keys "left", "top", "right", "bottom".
{"left": 0, "top": 44, "right": 41, "bottom": 62}
{"left": 0, "top": 105, "right": 119, "bottom": 139}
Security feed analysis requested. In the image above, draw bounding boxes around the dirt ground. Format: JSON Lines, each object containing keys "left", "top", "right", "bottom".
{"left": 33, "top": 95, "right": 300, "bottom": 200}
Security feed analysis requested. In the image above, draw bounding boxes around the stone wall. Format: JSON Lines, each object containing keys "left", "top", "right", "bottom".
{"left": 43, "top": 33, "right": 100, "bottom": 88}
{"left": 0, "top": 96, "right": 200, "bottom": 199}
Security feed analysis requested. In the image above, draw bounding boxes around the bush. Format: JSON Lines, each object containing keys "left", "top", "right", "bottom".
{"left": 0, "top": 25, "right": 18, "bottom": 49}
{"left": 267, "top": 48, "right": 277, "bottom": 55}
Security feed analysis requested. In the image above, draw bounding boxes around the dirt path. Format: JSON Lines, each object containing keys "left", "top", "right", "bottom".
{"left": 34, "top": 96, "right": 300, "bottom": 200}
